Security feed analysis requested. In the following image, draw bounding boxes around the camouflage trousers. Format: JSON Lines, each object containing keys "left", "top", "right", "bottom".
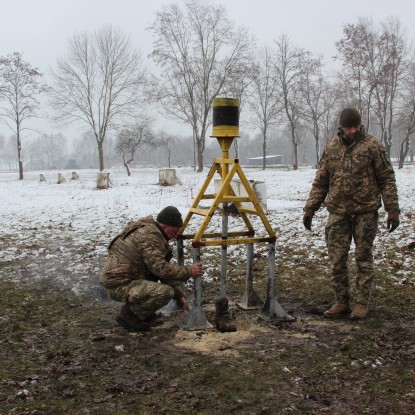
{"left": 325, "top": 211, "right": 378, "bottom": 305}
{"left": 105, "top": 279, "right": 174, "bottom": 320}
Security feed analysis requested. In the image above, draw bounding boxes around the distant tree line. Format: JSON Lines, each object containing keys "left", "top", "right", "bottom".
{"left": 1, "top": 0, "right": 414, "bottom": 178}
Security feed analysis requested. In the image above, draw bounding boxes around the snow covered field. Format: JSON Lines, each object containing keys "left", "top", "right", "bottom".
{"left": 0, "top": 165, "right": 413, "bottom": 299}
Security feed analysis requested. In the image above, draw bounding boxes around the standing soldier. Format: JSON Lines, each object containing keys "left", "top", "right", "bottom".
{"left": 303, "top": 108, "right": 400, "bottom": 320}
{"left": 100, "top": 206, "right": 203, "bottom": 331}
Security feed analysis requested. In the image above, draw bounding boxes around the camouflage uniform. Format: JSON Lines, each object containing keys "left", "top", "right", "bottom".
{"left": 100, "top": 216, "right": 192, "bottom": 320}
{"left": 304, "top": 126, "right": 400, "bottom": 304}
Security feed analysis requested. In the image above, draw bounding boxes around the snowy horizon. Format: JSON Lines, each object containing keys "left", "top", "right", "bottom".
{"left": 1, "top": 165, "right": 413, "bottom": 299}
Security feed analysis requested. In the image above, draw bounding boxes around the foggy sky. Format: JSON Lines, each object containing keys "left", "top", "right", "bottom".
{"left": 1, "top": 0, "right": 415, "bottom": 139}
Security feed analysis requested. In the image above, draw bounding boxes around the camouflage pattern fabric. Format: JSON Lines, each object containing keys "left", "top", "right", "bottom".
{"left": 325, "top": 212, "right": 378, "bottom": 304}
{"left": 304, "top": 126, "right": 400, "bottom": 305}
{"left": 105, "top": 279, "right": 174, "bottom": 320}
{"left": 100, "top": 216, "right": 192, "bottom": 316}
{"left": 304, "top": 126, "right": 400, "bottom": 215}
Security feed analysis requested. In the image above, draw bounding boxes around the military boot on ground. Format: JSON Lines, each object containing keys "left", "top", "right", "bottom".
{"left": 143, "top": 313, "right": 165, "bottom": 327}
{"left": 323, "top": 302, "right": 351, "bottom": 318}
{"left": 349, "top": 303, "right": 368, "bottom": 321}
{"left": 215, "top": 297, "right": 237, "bottom": 332}
{"left": 116, "top": 304, "right": 150, "bottom": 331}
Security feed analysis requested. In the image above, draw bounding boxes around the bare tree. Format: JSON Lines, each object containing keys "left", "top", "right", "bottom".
{"left": 27, "top": 133, "right": 67, "bottom": 169}
{"left": 335, "top": 18, "right": 376, "bottom": 123}
{"left": 156, "top": 130, "right": 178, "bottom": 168}
{"left": 273, "top": 34, "right": 309, "bottom": 170}
{"left": 372, "top": 17, "right": 412, "bottom": 155}
{"left": 115, "top": 122, "right": 154, "bottom": 176}
{"left": 397, "top": 63, "right": 415, "bottom": 168}
{"left": 0, "top": 52, "right": 45, "bottom": 179}
{"left": 335, "top": 17, "right": 412, "bottom": 154}
{"left": 148, "top": 0, "right": 255, "bottom": 172}
{"left": 248, "top": 46, "right": 281, "bottom": 169}
{"left": 300, "top": 57, "right": 335, "bottom": 164}
{"left": 49, "top": 24, "right": 148, "bottom": 171}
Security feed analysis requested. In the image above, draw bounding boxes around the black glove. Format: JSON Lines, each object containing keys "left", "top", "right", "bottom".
{"left": 387, "top": 212, "right": 400, "bottom": 233}
{"left": 303, "top": 211, "right": 314, "bottom": 231}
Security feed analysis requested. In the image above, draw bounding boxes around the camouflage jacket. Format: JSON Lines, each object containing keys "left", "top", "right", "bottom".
{"left": 304, "top": 127, "right": 400, "bottom": 215}
{"left": 99, "top": 216, "right": 191, "bottom": 297}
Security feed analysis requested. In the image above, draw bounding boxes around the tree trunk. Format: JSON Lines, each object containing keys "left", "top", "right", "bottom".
{"left": 381, "top": 129, "right": 392, "bottom": 156}
{"left": 16, "top": 131, "right": 24, "bottom": 180}
{"left": 314, "top": 123, "right": 321, "bottom": 165}
{"left": 291, "top": 126, "right": 298, "bottom": 170}
{"left": 159, "top": 168, "right": 181, "bottom": 186}
{"left": 124, "top": 162, "right": 131, "bottom": 176}
{"left": 262, "top": 130, "right": 267, "bottom": 170}
{"left": 197, "top": 144, "right": 204, "bottom": 173}
{"left": 398, "top": 137, "right": 410, "bottom": 169}
{"left": 57, "top": 173, "right": 66, "bottom": 184}
{"left": 193, "top": 132, "right": 197, "bottom": 172}
{"left": 98, "top": 143, "right": 105, "bottom": 171}
{"left": 293, "top": 141, "right": 299, "bottom": 170}
{"left": 315, "top": 139, "right": 320, "bottom": 165}
{"left": 96, "top": 172, "right": 111, "bottom": 189}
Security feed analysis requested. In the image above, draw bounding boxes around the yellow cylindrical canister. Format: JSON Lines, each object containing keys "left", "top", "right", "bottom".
{"left": 212, "top": 98, "right": 240, "bottom": 137}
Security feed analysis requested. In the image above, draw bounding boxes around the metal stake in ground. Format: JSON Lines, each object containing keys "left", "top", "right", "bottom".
{"left": 159, "top": 239, "right": 185, "bottom": 316}
{"left": 220, "top": 202, "right": 229, "bottom": 298}
{"left": 238, "top": 243, "right": 264, "bottom": 309}
{"left": 181, "top": 247, "right": 213, "bottom": 330}
{"left": 261, "top": 242, "right": 295, "bottom": 321}
{"left": 178, "top": 97, "right": 293, "bottom": 329}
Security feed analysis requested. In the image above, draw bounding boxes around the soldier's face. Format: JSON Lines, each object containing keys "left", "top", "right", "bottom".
{"left": 341, "top": 124, "right": 361, "bottom": 140}
{"left": 164, "top": 225, "right": 181, "bottom": 240}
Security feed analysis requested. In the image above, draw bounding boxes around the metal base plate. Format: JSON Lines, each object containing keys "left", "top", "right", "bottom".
{"left": 181, "top": 306, "right": 213, "bottom": 330}
{"left": 261, "top": 299, "right": 296, "bottom": 321}
{"left": 237, "top": 288, "right": 264, "bottom": 310}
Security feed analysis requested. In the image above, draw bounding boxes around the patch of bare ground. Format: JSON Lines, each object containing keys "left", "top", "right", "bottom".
{"left": 1, "top": 228, "right": 414, "bottom": 414}
{"left": 1, "top": 271, "right": 414, "bottom": 415}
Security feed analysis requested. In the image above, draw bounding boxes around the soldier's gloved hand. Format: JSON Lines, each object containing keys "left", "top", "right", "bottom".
{"left": 303, "top": 211, "right": 314, "bottom": 231}
{"left": 387, "top": 212, "right": 400, "bottom": 233}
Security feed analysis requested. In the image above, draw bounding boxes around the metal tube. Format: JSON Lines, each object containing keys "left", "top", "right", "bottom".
{"left": 193, "top": 247, "right": 202, "bottom": 307}
{"left": 246, "top": 243, "right": 254, "bottom": 291}
{"left": 261, "top": 242, "right": 294, "bottom": 320}
{"left": 267, "top": 242, "right": 276, "bottom": 316}
{"left": 161, "top": 238, "right": 185, "bottom": 317}
{"left": 181, "top": 246, "right": 213, "bottom": 330}
{"left": 237, "top": 243, "right": 264, "bottom": 309}
{"left": 220, "top": 203, "right": 228, "bottom": 297}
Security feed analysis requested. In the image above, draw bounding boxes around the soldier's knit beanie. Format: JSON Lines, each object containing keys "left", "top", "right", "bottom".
{"left": 157, "top": 206, "right": 183, "bottom": 227}
{"left": 339, "top": 108, "right": 361, "bottom": 128}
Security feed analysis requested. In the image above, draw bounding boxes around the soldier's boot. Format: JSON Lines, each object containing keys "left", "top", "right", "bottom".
{"left": 323, "top": 302, "right": 351, "bottom": 318}
{"left": 349, "top": 303, "right": 368, "bottom": 321}
{"left": 215, "top": 297, "right": 237, "bottom": 333}
{"left": 143, "top": 313, "right": 165, "bottom": 327}
{"left": 116, "top": 304, "right": 150, "bottom": 331}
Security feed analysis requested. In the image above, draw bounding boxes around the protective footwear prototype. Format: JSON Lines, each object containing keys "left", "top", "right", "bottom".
{"left": 215, "top": 297, "right": 237, "bottom": 332}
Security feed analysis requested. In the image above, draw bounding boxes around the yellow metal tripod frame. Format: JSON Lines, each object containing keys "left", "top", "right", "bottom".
{"left": 179, "top": 138, "right": 276, "bottom": 247}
